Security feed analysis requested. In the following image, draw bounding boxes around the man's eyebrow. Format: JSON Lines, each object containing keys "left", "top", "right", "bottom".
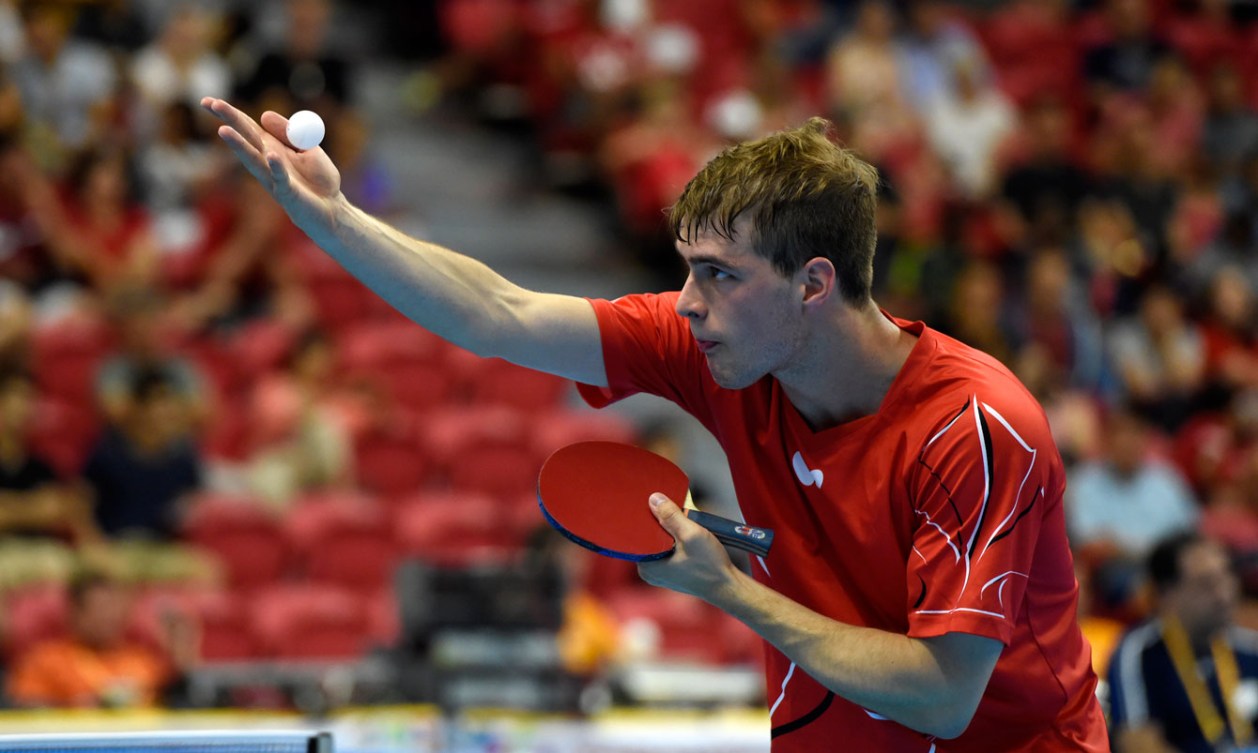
{"left": 681, "top": 254, "right": 737, "bottom": 269}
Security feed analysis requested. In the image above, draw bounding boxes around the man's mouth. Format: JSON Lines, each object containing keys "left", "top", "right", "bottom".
{"left": 695, "top": 339, "right": 719, "bottom": 353}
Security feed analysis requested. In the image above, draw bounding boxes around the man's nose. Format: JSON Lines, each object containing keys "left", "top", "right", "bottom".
{"left": 676, "top": 274, "right": 705, "bottom": 319}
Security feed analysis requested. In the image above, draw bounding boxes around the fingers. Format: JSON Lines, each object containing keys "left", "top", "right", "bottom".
{"left": 200, "top": 97, "right": 268, "bottom": 152}
{"left": 259, "top": 111, "right": 295, "bottom": 150}
{"left": 215, "top": 125, "right": 272, "bottom": 185}
{"left": 649, "top": 493, "right": 693, "bottom": 539}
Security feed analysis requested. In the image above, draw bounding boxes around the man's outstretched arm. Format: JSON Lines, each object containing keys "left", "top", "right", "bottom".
{"left": 200, "top": 98, "right": 607, "bottom": 387}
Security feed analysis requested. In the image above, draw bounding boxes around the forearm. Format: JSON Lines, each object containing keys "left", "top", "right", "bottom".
{"left": 312, "top": 196, "right": 540, "bottom": 359}
{"left": 711, "top": 570, "right": 982, "bottom": 738}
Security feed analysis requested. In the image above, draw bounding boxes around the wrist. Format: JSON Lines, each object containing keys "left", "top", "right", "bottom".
{"left": 708, "top": 562, "right": 756, "bottom": 614}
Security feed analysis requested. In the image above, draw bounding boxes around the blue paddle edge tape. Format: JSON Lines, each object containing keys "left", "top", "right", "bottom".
{"left": 537, "top": 493, "right": 674, "bottom": 563}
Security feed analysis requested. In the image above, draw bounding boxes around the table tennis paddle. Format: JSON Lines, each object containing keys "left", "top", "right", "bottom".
{"left": 537, "top": 441, "right": 774, "bottom": 562}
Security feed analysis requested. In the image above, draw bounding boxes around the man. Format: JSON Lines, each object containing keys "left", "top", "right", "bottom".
{"left": 1108, "top": 533, "right": 1258, "bottom": 753}
{"left": 84, "top": 366, "right": 202, "bottom": 540}
{"left": 6, "top": 571, "right": 197, "bottom": 708}
{"left": 202, "top": 97, "right": 1108, "bottom": 750}
{"left": 0, "top": 367, "right": 97, "bottom": 588}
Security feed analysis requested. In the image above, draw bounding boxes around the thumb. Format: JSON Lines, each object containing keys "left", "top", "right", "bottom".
{"left": 649, "top": 493, "right": 688, "bottom": 537}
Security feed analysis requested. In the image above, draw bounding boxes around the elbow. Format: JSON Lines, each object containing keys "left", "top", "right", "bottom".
{"left": 916, "top": 699, "right": 981, "bottom": 740}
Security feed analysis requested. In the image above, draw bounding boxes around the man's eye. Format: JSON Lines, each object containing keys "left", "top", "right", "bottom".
{"left": 711, "top": 268, "right": 732, "bottom": 281}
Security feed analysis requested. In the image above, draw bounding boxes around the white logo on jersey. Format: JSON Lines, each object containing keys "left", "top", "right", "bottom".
{"left": 792, "top": 451, "right": 824, "bottom": 488}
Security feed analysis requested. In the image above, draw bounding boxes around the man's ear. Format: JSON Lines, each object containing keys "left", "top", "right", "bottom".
{"left": 800, "top": 257, "right": 837, "bottom": 308}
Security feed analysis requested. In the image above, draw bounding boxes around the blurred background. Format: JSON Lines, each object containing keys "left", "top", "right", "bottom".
{"left": 0, "top": 0, "right": 1256, "bottom": 748}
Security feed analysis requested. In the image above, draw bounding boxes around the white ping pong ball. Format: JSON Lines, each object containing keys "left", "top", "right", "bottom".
{"left": 286, "top": 110, "right": 325, "bottom": 151}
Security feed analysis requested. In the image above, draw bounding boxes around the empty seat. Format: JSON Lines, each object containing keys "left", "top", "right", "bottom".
{"left": 392, "top": 491, "right": 519, "bottom": 567}
{"left": 250, "top": 584, "right": 371, "bottom": 661}
{"left": 180, "top": 494, "right": 289, "bottom": 591}
{"left": 285, "top": 491, "right": 399, "bottom": 591}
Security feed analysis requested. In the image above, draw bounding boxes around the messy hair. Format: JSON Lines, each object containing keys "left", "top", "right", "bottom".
{"left": 669, "top": 117, "right": 879, "bottom": 304}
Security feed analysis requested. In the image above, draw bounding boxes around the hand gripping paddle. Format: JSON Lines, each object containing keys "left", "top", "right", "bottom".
{"left": 537, "top": 441, "right": 774, "bottom": 562}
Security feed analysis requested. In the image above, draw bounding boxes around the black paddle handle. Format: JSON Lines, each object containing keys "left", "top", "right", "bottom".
{"left": 685, "top": 510, "right": 774, "bottom": 558}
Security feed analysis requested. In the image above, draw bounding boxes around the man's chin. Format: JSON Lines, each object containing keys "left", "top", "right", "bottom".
{"left": 705, "top": 360, "right": 760, "bottom": 390}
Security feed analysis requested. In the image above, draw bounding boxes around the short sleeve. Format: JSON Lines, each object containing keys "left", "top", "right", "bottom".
{"left": 576, "top": 293, "right": 718, "bottom": 424}
{"left": 906, "top": 395, "right": 1055, "bottom": 644}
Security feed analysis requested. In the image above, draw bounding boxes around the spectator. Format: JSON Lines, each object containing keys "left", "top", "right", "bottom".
{"left": 938, "top": 260, "right": 1018, "bottom": 366}
{"left": 5, "top": 570, "right": 197, "bottom": 708}
{"left": 173, "top": 171, "right": 314, "bottom": 332}
{"left": 242, "top": 330, "right": 352, "bottom": 511}
{"left": 84, "top": 366, "right": 202, "bottom": 541}
{"left": 1067, "top": 406, "right": 1200, "bottom": 607}
{"left": 94, "top": 287, "right": 206, "bottom": 428}
{"left": 234, "top": 0, "right": 351, "bottom": 114}
{"left": 1199, "top": 65, "right": 1258, "bottom": 178}
{"left": 825, "top": 0, "right": 904, "bottom": 119}
{"left": 1107, "top": 284, "right": 1205, "bottom": 431}
{"left": 1173, "top": 387, "right": 1258, "bottom": 499}
{"left": 523, "top": 525, "right": 624, "bottom": 677}
{"left": 923, "top": 54, "right": 1016, "bottom": 199}
{"left": 9, "top": 1, "right": 115, "bottom": 167}
{"left": 895, "top": 0, "right": 989, "bottom": 115}
{"left": 0, "top": 367, "right": 95, "bottom": 588}
{"left": 33, "top": 147, "right": 158, "bottom": 297}
{"left": 0, "top": 279, "right": 31, "bottom": 368}
{"left": 130, "top": 4, "right": 230, "bottom": 139}
{"left": 1107, "top": 532, "right": 1258, "bottom": 753}
{"left": 1083, "top": 0, "right": 1173, "bottom": 98}
{"left": 1193, "top": 213, "right": 1256, "bottom": 297}
{"left": 996, "top": 97, "right": 1092, "bottom": 250}
{"left": 1198, "top": 266, "right": 1258, "bottom": 399}
{"left": 1012, "top": 246, "right": 1106, "bottom": 392}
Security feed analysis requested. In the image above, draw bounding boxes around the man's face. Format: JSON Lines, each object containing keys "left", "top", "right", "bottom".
{"left": 1168, "top": 542, "right": 1239, "bottom": 641}
{"left": 673, "top": 226, "right": 807, "bottom": 389}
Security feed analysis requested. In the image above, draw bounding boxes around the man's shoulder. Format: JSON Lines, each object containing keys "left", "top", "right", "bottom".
{"left": 1111, "top": 620, "right": 1167, "bottom": 665}
{"left": 916, "top": 325, "right": 1048, "bottom": 428}
{"left": 1228, "top": 625, "right": 1258, "bottom": 660}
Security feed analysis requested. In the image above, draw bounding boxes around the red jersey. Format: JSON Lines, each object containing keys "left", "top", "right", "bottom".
{"left": 577, "top": 293, "right": 1108, "bottom": 753}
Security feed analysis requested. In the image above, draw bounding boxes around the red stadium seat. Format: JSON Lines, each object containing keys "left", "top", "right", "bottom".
{"left": 419, "top": 404, "right": 532, "bottom": 477}
{"left": 353, "top": 427, "right": 431, "bottom": 498}
{"left": 338, "top": 321, "right": 451, "bottom": 413}
{"left": 31, "top": 318, "right": 115, "bottom": 408}
{"left": 250, "top": 584, "right": 371, "bottom": 660}
{"left": 227, "top": 318, "right": 297, "bottom": 382}
{"left": 129, "top": 585, "right": 260, "bottom": 662}
{"left": 1, "top": 584, "right": 68, "bottom": 660}
{"left": 196, "top": 590, "right": 261, "bottom": 661}
{"left": 467, "top": 361, "right": 571, "bottom": 413}
{"left": 446, "top": 442, "right": 538, "bottom": 499}
{"left": 1166, "top": 15, "right": 1241, "bottom": 77}
{"left": 530, "top": 408, "right": 638, "bottom": 459}
{"left": 285, "top": 491, "right": 399, "bottom": 591}
{"left": 28, "top": 397, "right": 99, "bottom": 477}
{"left": 181, "top": 494, "right": 290, "bottom": 591}
{"left": 392, "top": 491, "right": 519, "bottom": 566}
{"left": 366, "top": 588, "right": 400, "bottom": 647}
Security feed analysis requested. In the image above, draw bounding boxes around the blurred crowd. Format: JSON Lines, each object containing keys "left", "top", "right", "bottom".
{"left": 4, "top": 0, "right": 1258, "bottom": 717}
{"left": 0, "top": 0, "right": 657, "bottom": 711}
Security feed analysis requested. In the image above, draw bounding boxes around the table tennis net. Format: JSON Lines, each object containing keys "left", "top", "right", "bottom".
{"left": 0, "top": 731, "right": 333, "bottom": 753}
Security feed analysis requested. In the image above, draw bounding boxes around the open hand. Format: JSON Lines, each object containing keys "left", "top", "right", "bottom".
{"left": 199, "top": 97, "right": 342, "bottom": 231}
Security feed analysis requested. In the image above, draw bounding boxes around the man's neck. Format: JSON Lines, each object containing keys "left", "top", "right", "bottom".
{"left": 778, "top": 303, "right": 917, "bottom": 431}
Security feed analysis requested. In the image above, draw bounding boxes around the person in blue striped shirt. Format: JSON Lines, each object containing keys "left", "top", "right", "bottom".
{"left": 1108, "top": 532, "right": 1258, "bottom": 752}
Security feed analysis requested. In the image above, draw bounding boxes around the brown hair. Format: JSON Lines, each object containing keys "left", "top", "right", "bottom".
{"left": 669, "top": 117, "right": 880, "bottom": 304}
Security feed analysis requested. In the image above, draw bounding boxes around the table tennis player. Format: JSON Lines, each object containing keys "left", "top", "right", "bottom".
{"left": 202, "top": 97, "right": 1108, "bottom": 752}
